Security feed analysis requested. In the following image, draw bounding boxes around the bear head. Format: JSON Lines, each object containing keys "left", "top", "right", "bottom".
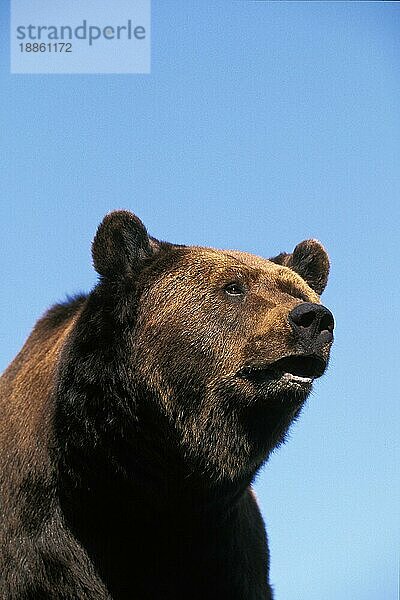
{"left": 57, "top": 211, "right": 334, "bottom": 498}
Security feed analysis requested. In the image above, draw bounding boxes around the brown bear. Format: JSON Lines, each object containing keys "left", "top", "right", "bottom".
{"left": 0, "top": 211, "right": 334, "bottom": 600}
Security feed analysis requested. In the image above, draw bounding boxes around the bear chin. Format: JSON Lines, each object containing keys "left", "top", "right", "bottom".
{"left": 251, "top": 378, "right": 312, "bottom": 407}
{"left": 261, "top": 377, "right": 314, "bottom": 411}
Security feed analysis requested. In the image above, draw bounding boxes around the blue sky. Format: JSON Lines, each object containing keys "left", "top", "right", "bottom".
{"left": 0, "top": 2, "right": 398, "bottom": 598}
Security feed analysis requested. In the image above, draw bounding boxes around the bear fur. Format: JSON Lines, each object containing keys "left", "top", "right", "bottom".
{"left": 0, "top": 211, "right": 333, "bottom": 599}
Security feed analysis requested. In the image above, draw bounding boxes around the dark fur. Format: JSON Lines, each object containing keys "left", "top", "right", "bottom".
{"left": 0, "top": 212, "right": 333, "bottom": 599}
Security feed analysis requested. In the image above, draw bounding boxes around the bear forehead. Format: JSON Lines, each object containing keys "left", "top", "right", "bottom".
{"left": 164, "top": 246, "right": 319, "bottom": 303}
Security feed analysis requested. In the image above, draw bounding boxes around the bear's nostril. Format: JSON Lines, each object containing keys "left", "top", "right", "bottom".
{"left": 320, "top": 313, "right": 334, "bottom": 333}
{"left": 295, "top": 311, "right": 315, "bottom": 329}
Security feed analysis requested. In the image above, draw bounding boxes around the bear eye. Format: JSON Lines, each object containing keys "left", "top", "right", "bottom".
{"left": 224, "top": 282, "right": 246, "bottom": 297}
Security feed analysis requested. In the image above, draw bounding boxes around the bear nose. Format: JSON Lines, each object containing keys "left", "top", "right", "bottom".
{"left": 288, "top": 302, "right": 334, "bottom": 345}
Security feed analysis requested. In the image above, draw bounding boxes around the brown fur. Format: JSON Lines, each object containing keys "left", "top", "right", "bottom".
{"left": 0, "top": 212, "right": 333, "bottom": 599}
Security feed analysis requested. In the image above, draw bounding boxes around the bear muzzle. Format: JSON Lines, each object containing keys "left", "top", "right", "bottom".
{"left": 238, "top": 302, "right": 334, "bottom": 388}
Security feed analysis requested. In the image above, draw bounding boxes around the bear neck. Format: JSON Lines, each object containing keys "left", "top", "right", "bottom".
{"left": 56, "top": 380, "right": 256, "bottom": 522}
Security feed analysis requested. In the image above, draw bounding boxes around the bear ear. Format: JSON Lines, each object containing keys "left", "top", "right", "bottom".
{"left": 92, "top": 211, "right": 153, "bottom": 278}
{"left": 270, "top": 239, "right": 330, "bottom": 295}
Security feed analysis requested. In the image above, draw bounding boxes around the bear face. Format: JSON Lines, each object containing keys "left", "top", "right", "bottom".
{"left": 130, "top": 246, "right": 333, "bottom": 483}
{"left": 57, "top": 211, "right": 333, "bottom": 493}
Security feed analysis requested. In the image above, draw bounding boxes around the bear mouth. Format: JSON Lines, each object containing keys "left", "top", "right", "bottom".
{"left": 238, "top": 354, "right": 327, "bottom": 385}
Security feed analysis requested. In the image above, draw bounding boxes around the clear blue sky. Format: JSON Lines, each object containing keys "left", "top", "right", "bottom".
{"left": 0, "top": 2, "right": 398, "bottom": 599}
